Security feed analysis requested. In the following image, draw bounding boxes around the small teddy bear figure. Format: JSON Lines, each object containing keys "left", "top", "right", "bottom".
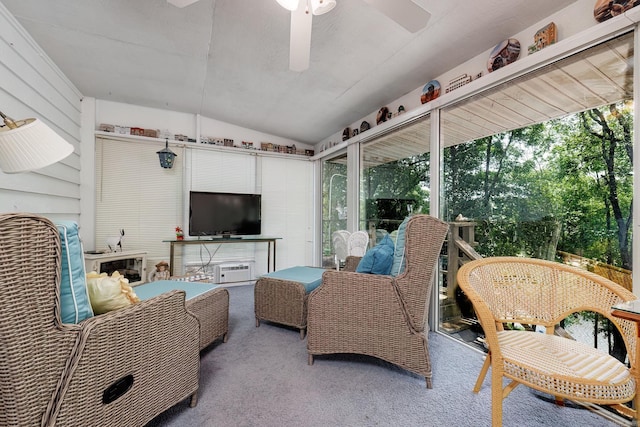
{"left": 149, "top": 261, "right": 170, "bottom": 282}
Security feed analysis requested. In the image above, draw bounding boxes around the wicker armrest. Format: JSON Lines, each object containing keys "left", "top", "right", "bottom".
{"left": 309, "top": 270, "right": 402, "bottom": 331}
{"left": 44, "top": 290, "right": 200, "bottom": 427}
{"left": 318, "top": 270, "right": 393, "bottom": 291}
{"left": 343, "top": 256, "right": 362, "bottom": 272}
{"left": 311, "top": 270, "right": 398, "bottom": 315}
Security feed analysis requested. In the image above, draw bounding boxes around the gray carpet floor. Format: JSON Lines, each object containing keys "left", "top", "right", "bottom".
{"left": 146, "top": 284, "right": 621, "bottom": 427}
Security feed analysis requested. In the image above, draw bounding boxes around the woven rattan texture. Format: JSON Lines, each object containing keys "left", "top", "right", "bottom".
{"left": 343, "top": 256, "right": 361, "bottom": 272}
{"left": 457, "top": 256, "right": 640, "bottom": 427}
{"left": 188, "top": 286, "right": 229, "bottom": 349}
{"left": 306, "top": 215, "right": 449, "bottom": 387}
{"left": 0, "top": 213, "right": 201, "bottom": 427}
{"left": 255, "top": 278, "right": 308, "bottom": 338}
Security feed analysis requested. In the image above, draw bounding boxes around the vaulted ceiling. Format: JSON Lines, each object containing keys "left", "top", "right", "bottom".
{"left": 2, "top": 0, "right": 578, "bottom": 145}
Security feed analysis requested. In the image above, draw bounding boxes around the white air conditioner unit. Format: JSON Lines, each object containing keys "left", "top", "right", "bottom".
{"left": 214, "top": 262, "right": 253, "bottom": 284}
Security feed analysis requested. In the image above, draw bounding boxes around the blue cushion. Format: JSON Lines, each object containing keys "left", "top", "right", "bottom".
{"left": 134, "top": 280, "right": 222, "bottom": 301}
{"left": 260, "top": 266, "right": 326, "bottom": 293}
{"left": 356, "top": 234, "right": 395, "bottom": 275}
{"left": 390, "top": 216, "right": 410, "bottom": 276}
{"left": 56, "top": 221, "right": 94, "bottom": 323}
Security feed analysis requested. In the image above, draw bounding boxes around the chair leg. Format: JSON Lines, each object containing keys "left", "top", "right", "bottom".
{"left": 491, "top": 368, "right": 503, "bottom": 427}
{"left": 300, "top": 328, "right": 306, "bottom": 340}
{"left": 474, "top": 352, "right": 491, "bottom": 393}
{"left": 425, "top": 377, "right": 432, "bottom": 389}
{"left": 632, "top": 386, "right": 640, "bottom": 425}
{"left": 256, "top": 318, "right": 260, "bottom": 327}
{"left": 189, "top": 391, "right": 198, "bottom": 408}
{"left": 308, "top": 354, "right": 314, "bottom": 365}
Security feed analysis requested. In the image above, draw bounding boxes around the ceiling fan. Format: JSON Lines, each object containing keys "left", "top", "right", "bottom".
{"left": 167, "top": 0, "right": 431, "bottom": 72}
{"left": 278, "top": 0, "right": 431, "bottom": 72}
{"left": 167, "top": 0, "right": 200, "bottom": 7}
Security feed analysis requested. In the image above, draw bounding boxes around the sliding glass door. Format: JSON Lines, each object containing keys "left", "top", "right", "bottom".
{"left": 359, "top": 116, "right": 431, "bottom": 246}
{"left": 321, "top": 151, "right": 348, "bottom": 268}
{"left": 438, "top": 32, "right": 634, "bottom": 351}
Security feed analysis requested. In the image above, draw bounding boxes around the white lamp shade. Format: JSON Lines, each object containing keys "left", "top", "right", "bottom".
{"left": 311, "top": 0, "right": 336, "bottom": 15}
{"left": 277, "top": 0, "right": 300, "bottom": 11}
{"left": 0, "top": 118, "right": 74, "bottom": 173}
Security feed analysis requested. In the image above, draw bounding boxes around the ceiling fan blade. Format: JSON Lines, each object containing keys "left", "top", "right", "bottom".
{"left": 363, "top": 0, "right": 431, "bottom": 33}
{"left": 167, "top": 0, "right": 200, "bottom": 8}
{"left": 289, "top": 5, "right": 313, "bottom": 72}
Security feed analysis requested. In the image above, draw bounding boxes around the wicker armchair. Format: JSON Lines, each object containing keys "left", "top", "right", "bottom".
{"left": 307, "top": 214, "right": 449, "bottom": 387}
{"left": 0, "top": 213, "right": 200, "bottom": 427}
{"left": 457, "top": 256, "right": 640, "bottom": 427}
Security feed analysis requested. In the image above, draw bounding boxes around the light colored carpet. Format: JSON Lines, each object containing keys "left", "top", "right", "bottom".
{"left": 146, "top": 284, "right": 621, "bottom": 427}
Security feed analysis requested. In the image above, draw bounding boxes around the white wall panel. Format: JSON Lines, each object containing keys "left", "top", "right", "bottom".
{"left": 0, "top": 2, "right": 82, "bottom": 219}
{"left": 190, "top": 150, "right": 256, "bottom": 194}
{"left": 260, "top": 157, "right": 313, "bottom": 270}
{"left": 95, "top": 137, "right": 184, "bottom": 269}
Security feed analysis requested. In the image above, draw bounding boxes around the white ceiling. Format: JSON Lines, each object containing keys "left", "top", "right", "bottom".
{"left": 2, "top": 0, "right": 578, "bottom": 145}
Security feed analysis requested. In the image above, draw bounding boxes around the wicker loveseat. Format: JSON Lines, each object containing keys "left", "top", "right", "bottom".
{"left": 306, "top": 214, "right": 449, "bottom": 387}
{"left": 0, "top": 213, "right": 200, "bottom": 427}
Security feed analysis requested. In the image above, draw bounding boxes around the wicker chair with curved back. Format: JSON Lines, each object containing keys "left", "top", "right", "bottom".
{"left": 347, "top": 230, "right": 369, "bottom": 257}
{"left": 331, "top": 230, "right": 350, "bottom": 270}
{"left": 307, "top": 214, "right": 449, "bottom": 387}
{"left": 0, "top": 213, "right": 200, "bottom": 427}
{"left": 457, "top": 256, "right": 640, "bottom": 427}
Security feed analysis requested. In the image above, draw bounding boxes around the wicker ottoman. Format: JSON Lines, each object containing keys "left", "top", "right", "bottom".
{"left": 254, "top": 266, "right": 325, "bottom": 339}
{"left": 135, "top": 280, "right": 229, "bottom": 350}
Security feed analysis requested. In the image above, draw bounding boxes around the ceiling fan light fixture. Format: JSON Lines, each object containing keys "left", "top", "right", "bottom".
{"left": 311, "top": 0, "right": 336, "bottom": 15}
{"left": 166, "top": 0, "right": 200, "bottom": 8}
{"left": 277, "top": 0, "right": 300, "bottom": 11}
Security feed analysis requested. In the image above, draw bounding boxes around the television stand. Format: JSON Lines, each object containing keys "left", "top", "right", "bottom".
{"left": 163, "top": 236, "right": 281, "bottom": 276}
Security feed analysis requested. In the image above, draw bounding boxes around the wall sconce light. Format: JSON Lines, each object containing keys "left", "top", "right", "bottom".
{"left": 0, "top": 110, "right": 74, "bottom": 173}
{"left": 157, "top": 138, "right": 177, "bottom": 169}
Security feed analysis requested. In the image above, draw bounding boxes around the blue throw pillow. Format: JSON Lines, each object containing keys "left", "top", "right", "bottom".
{"left": 356, "top": 234, "right": 395, "bottom": 275}
{"left": 390, "top": 216, "right": 410, "bottom": 276}
{"left": 57, "top": 222, "right": 94, "bottom": 323}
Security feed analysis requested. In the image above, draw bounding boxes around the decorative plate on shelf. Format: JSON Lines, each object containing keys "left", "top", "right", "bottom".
{"left": 420, "top": 80, "right": 441, "bottom": 104}
{"left": 360, "top": 121, "right": 371, "bottom": 133}
{"left": 342, "top": 127, "right": 351, "bottom": 141}
{"left": 594, "top": 0, "right": 640, "bottom": 22}
{"left": 487, "top": 38, "right": 520, "bottom": 73}
{"left": 376, "top": 106, "right": 389, "bottom": 124}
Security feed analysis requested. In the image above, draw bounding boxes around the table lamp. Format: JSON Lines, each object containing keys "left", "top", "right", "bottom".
{"left": 0, "top": 110, "right": 74, "bottom": 173}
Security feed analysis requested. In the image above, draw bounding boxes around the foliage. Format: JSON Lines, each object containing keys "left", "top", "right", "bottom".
{"left": 361, "top": 153, "right": 430, "bottom": 231}
{"left": 475, "top": 216, "right": 560, "bottom": 260}
{"left": 443, "top": 102, "right": 633, "bottom": 269}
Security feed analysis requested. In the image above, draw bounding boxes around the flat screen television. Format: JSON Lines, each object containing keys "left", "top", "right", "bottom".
{"left": 189, "top": 191, "right": 261, "bottom": 237}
